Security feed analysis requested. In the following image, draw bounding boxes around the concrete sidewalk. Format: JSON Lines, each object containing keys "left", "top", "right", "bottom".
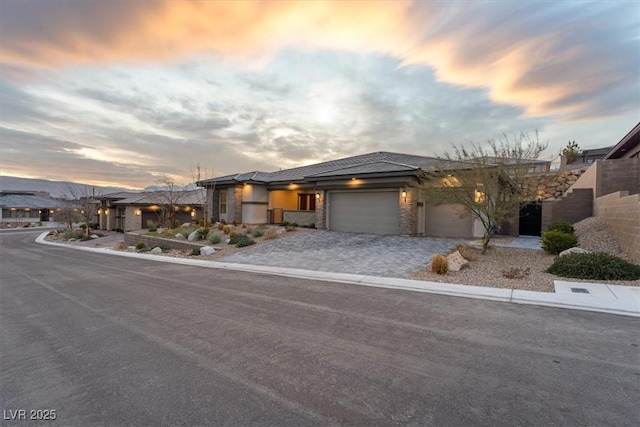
{"left": 35, "top": 232, "right": 640, "bottom": 317}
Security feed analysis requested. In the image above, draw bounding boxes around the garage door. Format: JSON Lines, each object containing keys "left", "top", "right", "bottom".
{"left": 329, "top": 191, "right": 399, "bottom": 234}
{"left": 424, "top": 204, "right": 472, "bottom": 238}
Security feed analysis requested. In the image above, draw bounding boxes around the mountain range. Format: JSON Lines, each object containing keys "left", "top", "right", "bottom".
{"left": 0, "top": 176, "right": 198, "bottom": 198}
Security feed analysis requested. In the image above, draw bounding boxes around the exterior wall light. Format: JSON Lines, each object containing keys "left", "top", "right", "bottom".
{"left": 104, "top": 209, "right": 109, "bottom": 215}
{"left": 135, "top": 209, "right": 141, "bottom": 216}
{"left": 98, "top": 209, "right": 102, "bottom": 215}
{"left": 402, "top": 189, "right": 407, "bottom": 202}
{"left": 316, "top": 192, "right": 321, "bottom": 200}
{"left": 190, "top": 210, "right": 196, "bottom": 218}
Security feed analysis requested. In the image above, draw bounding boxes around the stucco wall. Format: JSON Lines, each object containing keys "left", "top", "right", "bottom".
{"left": 593, "top": 191, "right": 640, "bottom": 263}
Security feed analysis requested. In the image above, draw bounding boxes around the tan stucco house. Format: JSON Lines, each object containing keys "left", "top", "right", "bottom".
{"left": 197, "top": 151, "right": 515, "bottom": 238}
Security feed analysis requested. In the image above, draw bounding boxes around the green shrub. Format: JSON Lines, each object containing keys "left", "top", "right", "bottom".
{"left": 252, "top": 229, "right": 265, "bottom": 238}
{"left": 547, "top": 221, "right": 575, "bottom": 235}
{"left": 197, "top": 226, "right": 209, "bottom": 236}
{"left": 431, "top": 254, "right": 449, "bottom": 274}
{"left": 236, "top": 236, "right": 256, "bottom": 248}
{"left": 190, "top": 248, "right": 201, "bottom": 256}
{"left": 542, "top": 230, "right": 578, "bottom": 254}
{"left": 146, "top": 219, "right": 157, "bottom": 231}
{"left": 228, "top": 233, "right": 245, "bottom": 245}
{"left": 63, "top": 230, "right": 84, "bottom": 240}
{"left": 135, "top": 242, "right": 146, "bottom": 251}
{"left": 547, "top": 253, "right": 640, "bottom": 281}
{"left": 209, "top": 234, "right": 222, "bottom": 244}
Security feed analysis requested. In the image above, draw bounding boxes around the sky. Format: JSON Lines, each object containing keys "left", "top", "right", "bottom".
{"left": 0, "top": 0, "right": 638, "bottom": 189}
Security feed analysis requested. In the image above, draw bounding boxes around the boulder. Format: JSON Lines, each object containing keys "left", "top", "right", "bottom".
{"left": 157, "top": 227, "right": 165, "bottom": 234}
{"left": 188, "top": 231, "right": 202, "bottom": 241}
{"left": 559, "top": 247, "right": 590, "bottom": 257}
{"left": 175, "top": 233, "right": 185, "bottom": 239}
{"left": 150, "top": 247, "right": 163, "bottom": 254}
{"left": 90, "top": 234, "right": 99, "bottom": 239}
{"left": 200, "top": 246, "right": 216, "bottom": 256}
{"left": 181, "top": 222, "right": 192, "bottom": 228}
{"left": 446, "top": 251, "right": 469, "bottom": 272}
{"left": 276, "top": 227, "right": 287, "bottom": 235}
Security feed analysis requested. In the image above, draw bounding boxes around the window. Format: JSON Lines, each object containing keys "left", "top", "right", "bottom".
{"left": 219, "top": 191, "right": 227, "bottom": 214}
{"left": 298, "top": 194, "right": 316, "bottom": 211}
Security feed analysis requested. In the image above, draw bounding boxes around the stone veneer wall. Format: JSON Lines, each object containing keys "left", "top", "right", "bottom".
{"left": 594, "top": 191, "right": 640, "bottom": 263}
{"left": 283, "top": 210, "right": 316, "bottom": 226}
{"left": 210, "top": 189, "right": 220, "bottom": 222}
{"left": 315, "top": 190, "right": 326, "bottom": 229}
{"left": 399, "top": 188, "right": 415, "bottom": 235}
{"left": 230, "top": 186, "right": 243, "bottom": 224}
{"left": 124, "top": 232, "right": 206, "bottom": 251}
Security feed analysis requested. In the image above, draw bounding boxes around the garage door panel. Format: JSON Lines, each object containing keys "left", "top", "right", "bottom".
{"left": 329, "top": 191, "right": 399, "bottom": 234}
{"left": 424, "top": 204, "right": 472, "bottom": 238}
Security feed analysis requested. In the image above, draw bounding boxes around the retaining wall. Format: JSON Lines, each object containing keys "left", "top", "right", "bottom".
{"left": 124, "top": 232, "right": 207, "bottom": 251}
{"left": 594, "top": 191, "right": 640, "bottom": 263}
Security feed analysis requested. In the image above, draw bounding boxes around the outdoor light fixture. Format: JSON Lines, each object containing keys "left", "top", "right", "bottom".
{"left": 351, "top": 177, "right": 356, "bottom": 181}
{"left": 98, "top": 209, "right": 102, "bottom": 215}
{"left": 135, "top": 209, "right": 141, "bottom": 216}
{"left": 402, "top": 189, "right": 407, "bottom": 202}
{"left": 190, "top": 210, "right": 196, "bottom": 218}
{"left": 104, "top": 209, "right": 109, "bottom": 215}
{"left": 316, "top": 192, "right": 321, "bottom": 200}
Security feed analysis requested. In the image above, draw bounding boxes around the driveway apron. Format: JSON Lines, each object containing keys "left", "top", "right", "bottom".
{"left": 218, "top": 230, "right": 464, "bottom": 278}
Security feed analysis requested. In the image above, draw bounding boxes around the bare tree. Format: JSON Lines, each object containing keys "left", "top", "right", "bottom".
{"left": 62, "top": 184, "right": 102, "bottom": 236}
{"left": 191, "top": 163, "right": 214, "bottom": 226}
{"left": 422, "top": 131, "right": 547, "bottom": 253}
{"left": 155, "top": 175, "right": 186, "bottom": 228}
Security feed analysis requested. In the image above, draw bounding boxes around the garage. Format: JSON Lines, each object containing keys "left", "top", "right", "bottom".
{"left": 328, "top": 191, "right": 399, "bottom": 234}
{"left": 424, "top": 203, "right": 473, "bottom": 238}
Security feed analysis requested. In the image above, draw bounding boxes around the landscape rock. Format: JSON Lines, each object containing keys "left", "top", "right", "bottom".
{"left": 181, "top": 223, "right": 192, "bottom": 228}
{"left": 199, "top": 246, "right": 216, "bottom": 256}
{"left": 559, "top": 247, "right": 590, "bottom": 257}
{"left": 276, "top": 227, "right": 286, "bottom": 235}
{"left": 157, "top": 227, "right": 165, "bottom": 234}
{"left": 150, "top": 247, "right": 163, "bottom": 254}
{"left": 188, "top": 231, "right": 202, "bottom": 241}
{"left": 447, "top": 251, "right": 469, "bottom": 271}
{"left": 175, "top": 233, "right": 185, "bottom": 239}
{"left": 90, "top": 234, "right": 99, "bottom": 239}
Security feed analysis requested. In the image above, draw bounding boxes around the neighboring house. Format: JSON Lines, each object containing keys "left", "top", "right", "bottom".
{"left": 560, "top": 145, "right": 614, "bottom": 170}
{"left": 0, "top": 191, "right": 66, "bottom": 223}
{"left": 96, "top": 189, "right": 205, "bottom": 231}
{"left": 543, "top": 122, "right": 640, "bottom": 261}
{"left": 475, "top": 157, "right": 551, "bottom": 174}
{"left": 198, "top": 152, "right": 522, "bottom": 238}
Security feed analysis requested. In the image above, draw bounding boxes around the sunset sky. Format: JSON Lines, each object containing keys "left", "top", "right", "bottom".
{"left": 1, "top": 0, "right": 638, "bottom": 189}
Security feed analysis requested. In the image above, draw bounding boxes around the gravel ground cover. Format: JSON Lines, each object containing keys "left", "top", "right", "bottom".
{"left": 411, "top": 217, "right": 640, "bottom": 292}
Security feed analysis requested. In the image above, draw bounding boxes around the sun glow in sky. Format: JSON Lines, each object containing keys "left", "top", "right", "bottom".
{"left": 0, "top": 0, "right": 638, "bottom": 188}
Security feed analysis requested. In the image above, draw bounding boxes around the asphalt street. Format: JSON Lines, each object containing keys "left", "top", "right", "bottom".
{"left": 1, "top": 230, "right": 639, "bottom": 426}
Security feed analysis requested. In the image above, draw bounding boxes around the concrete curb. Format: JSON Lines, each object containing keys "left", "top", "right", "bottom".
{"left": 36, "top": 232, "right": 640, "bottom": 317}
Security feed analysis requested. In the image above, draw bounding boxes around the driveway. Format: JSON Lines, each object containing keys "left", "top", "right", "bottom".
{"left": 218, "top": 230, "right": 466, "bottom": 278}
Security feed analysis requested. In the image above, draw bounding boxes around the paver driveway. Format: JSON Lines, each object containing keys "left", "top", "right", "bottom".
{"left": 219, "top": 230, "right": 466, "bottom": 278}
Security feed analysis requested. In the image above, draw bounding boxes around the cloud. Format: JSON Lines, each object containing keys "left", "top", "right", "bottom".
{"left": 1, "top": 1, "right": 637, "bottom": 121}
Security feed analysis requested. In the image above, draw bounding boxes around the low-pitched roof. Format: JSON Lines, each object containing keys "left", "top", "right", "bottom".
{"left": 604, "top": 122, "right": 640, "bottom": 160}
{"left": 0, "top": 194, "right": 65, "bottom": 209}
{"left": 198, "top": 151, "right": 472, "bottom": 186}
{"left": 112, "top": 189, "right": 205, "bottom": 206}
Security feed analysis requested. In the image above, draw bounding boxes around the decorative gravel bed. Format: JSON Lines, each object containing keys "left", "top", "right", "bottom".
{"left": 411, "top": 217, "right": 640, "bottom": 292}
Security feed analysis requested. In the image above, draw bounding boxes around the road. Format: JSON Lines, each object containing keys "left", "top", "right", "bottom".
{"left": 1, "top": 230, "right": 639, "bottom": 426}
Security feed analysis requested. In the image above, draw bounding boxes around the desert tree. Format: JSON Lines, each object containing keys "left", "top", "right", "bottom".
{"left": 60, "top": 184, "right": 102, "bottom": 236}
{"left": 154, "top": 175, "right": 186, "bottom": 228}
{"left": 191, "top": 163, "right": 214, "bottom": 226}
{"left": 561, "top": 140, "right": 582, "bottom": 164}
{"left": 422, "top": 131, "right": 547, "bottom": 254}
